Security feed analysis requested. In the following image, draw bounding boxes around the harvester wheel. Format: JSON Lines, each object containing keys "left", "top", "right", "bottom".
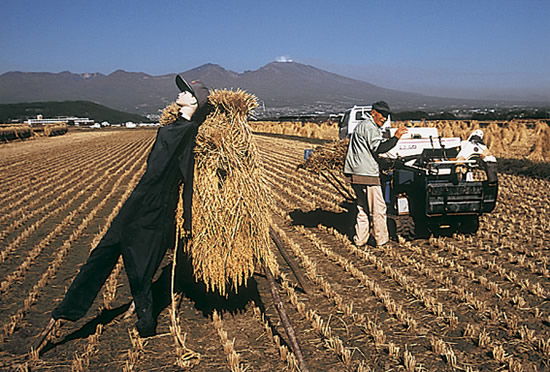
{"left": 459, "top": 215, "right": 479, "bottom": 234}
{"left": 389, "top": 215, "right": 415, "bottom": 240}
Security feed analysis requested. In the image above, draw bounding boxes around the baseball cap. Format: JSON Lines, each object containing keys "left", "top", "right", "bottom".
{"left": 175, "top": 75, "right": 210, "bottom": 108}
{"left": 372, "top": 101, "right": 392, "bottom": 117}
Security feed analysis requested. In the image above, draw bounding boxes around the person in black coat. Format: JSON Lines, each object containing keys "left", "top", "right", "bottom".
{"left": 36, "top": 77, "right": 211, "bottom": 345}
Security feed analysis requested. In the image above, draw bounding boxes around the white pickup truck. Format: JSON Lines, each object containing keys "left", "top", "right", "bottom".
{"left": 338, "top": 105, "right": 392, "bottom": 140}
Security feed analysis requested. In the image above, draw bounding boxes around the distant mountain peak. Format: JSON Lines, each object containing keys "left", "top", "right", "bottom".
{"left": 182, "top": 63, "right": 240, "bottom": 84}
{"left": 109, "top": 69, "right": 129, "bottom": 76}
{"left": 80, "top": 72, "right": 104, "bottom": 79}
{"left": 259, "top": 61, "right": 328, "bottom": 74}
{"left": 201, "top": 62, "right": 225, "bottom": 69}
{"left": 107, "top": 70, "right": 151, "bottom": 79}
{"left": 263, "top": 60, "right": 302, "bottom": 68}
{"left": 186, "top": 63, "right": 236, "bottom": 74}
{"left": 0, "top": 62, "right": 544, "bottom": 118}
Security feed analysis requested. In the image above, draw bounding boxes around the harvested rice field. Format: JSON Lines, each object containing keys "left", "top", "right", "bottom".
{"left": 1, "top": 127, "right": 550, "bottom": 371}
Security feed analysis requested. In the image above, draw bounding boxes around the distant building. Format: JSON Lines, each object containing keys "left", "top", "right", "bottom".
{"left": 26, "top": 115, "right": 94, "bottom": 126}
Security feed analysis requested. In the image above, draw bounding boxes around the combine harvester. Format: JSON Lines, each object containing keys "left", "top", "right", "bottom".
{"left": 379, "top": 126, "right": 498, "bottom": 238}
{"left": 338, "top": 106, "right": 498, "bottom": 238}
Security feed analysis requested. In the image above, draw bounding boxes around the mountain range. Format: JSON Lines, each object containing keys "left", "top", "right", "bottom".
{"left": 0, "top": 62, "right": 546, "bottom": 118}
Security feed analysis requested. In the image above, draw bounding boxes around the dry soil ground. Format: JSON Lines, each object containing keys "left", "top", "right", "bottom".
{"left": 0, "top": 128, "right": 549, "bottom": 371}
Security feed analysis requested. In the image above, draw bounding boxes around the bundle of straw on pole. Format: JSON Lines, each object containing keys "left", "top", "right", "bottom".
{"left": 298, "top": 139, "right": 349, "bottom": 173}
{"left": 159, "top": 103, "right": 181, "bottom": 126}
{"left": 180, "top": 89, "right": 278, "bottom": 296}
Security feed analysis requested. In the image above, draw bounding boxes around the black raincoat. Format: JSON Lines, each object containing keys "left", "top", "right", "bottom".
{"left": 52, "top": 117, "right": 199, "bottom": 336}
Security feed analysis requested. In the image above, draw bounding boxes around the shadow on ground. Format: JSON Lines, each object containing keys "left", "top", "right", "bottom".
{"left": 288, "top": 201, "right": 357, "bottom": 241}
{"left": 44, "top": 251, "right": 268, "bottom": 353}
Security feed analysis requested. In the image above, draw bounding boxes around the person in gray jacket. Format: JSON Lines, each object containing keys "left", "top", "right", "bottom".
{"left": 344, "top": 101, "right": 407, "bottom": 247}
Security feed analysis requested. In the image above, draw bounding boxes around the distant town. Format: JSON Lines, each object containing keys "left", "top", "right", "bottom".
{"left": 248, "top": 105, "right": 550, "bottom": 123}
{"left": 26, "top": 115, "right": 159, "bottom": 128}
{"left": 16, "top": 104, "right": 550, "bottom": 129}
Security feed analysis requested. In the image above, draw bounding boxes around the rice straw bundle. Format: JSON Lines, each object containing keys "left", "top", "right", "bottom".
{"left": 299, "top": 139, "right": 349, "bottom": 173}
{"left": 482, "top": 122, "right": 505, "bottom": 156}
{"left": 159, "top": 102, "right": 181, "bottom": 126}
{"left": 528, "top": 122, "right": 550, "bottom": 162}
{"left": 180, "top": 89, "right": 278, "bottom": 296}
{"left": 511, "top": 121, "right": 529, "bottom": 146}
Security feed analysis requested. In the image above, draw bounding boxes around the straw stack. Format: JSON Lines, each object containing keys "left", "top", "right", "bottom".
{"left": 299, "top": 139, "right": 349, "bottom": 173}
{"left": 159, "top": 103, "right": 181, "bottom": 126}
{"left": 179, "top": 89, "right": 278, "bottom": 296}
{"left": 528, "top": 122, "right": 550, "bottom": 162}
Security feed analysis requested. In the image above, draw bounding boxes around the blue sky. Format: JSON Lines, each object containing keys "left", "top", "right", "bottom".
{"left": 1, "top": 0, "right": 549, "bottom": 100}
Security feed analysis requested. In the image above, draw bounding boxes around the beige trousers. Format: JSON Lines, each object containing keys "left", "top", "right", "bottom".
{"left": 353, "top": 185, "right": 389, "bottom": 246}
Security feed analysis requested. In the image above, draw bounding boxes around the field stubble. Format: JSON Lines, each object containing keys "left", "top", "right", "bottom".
{"left": 0, "top": 127, "right": 548, "bottom": 371}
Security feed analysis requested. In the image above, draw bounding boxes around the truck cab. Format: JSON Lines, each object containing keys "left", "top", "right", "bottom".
{"left": 338, "top": 105, "right": 391, "bottom": 140}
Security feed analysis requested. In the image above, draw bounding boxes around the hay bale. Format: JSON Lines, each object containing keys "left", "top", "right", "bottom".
{"left": 179, "top": 89, "right": 278, "bottom": 296}
{"left": 299, "top": 139, "right": 349, "bottom": 173}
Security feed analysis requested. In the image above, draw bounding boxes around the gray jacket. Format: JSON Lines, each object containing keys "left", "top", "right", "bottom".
{"left": 343, "top": 113, "right": 384, "bottom": 177}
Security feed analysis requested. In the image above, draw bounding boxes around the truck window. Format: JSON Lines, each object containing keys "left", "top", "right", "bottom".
{"left": 339, "top": 111, "right": 350, "bottom": 129}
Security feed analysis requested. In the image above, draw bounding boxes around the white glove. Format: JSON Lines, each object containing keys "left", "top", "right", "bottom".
{"left": 176, "top": 91, "right": 198, "bottom": 120}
